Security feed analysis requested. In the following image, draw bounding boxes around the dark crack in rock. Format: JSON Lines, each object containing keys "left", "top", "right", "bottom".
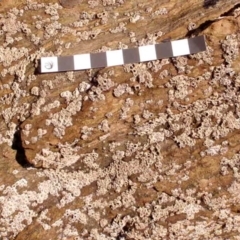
{"left": 203, "top": 0, "right": 220, "bottom": 8}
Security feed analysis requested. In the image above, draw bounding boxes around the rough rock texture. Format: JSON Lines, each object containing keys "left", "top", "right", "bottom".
{"left": 59, "top": 0, "right": 83, "bottom": 9}
{"left": 1, "top": 0, "right": 240, "bottom": 239}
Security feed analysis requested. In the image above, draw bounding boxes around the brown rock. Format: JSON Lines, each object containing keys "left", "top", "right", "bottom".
{"left": 59, "top": 0, "right": 82, "bottom": 8}
{"left": 1, "top": 1, "right": 240, "bottom": 239}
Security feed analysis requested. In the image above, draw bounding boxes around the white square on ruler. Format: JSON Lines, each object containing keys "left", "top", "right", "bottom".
{"left": 74, "top": 54, "right": 91, "bottom": 70}
{"left": 171, "top": 39, "right": 190, "bottom": 57}
{"left": 106, "top": 50, "right": 124, "bottom": 67}
{"left": 138, "top": 45, "right": 157, "bottom": 62}
{"left": 41, "top": 57, "right": 58, "bottom": 73}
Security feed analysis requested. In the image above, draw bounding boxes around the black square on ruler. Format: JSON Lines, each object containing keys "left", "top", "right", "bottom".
{"left": 188, "top": 36, "right": 206, "bottom": 54}
{"left": 155, "top": 42, "right": 173, "bottom": 59}
{"left": 123, "top": 48, "right": 140, "bottom": 64}
{"left": 58, "top": 56, "right": 74, "bottom": 72}
{"left": 90, "top": 52, "right": 107, "bottom": 68}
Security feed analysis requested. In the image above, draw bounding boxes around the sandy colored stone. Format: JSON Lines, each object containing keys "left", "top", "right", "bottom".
{"left": 59, "top": 0, "right": 82, "bottom": 8}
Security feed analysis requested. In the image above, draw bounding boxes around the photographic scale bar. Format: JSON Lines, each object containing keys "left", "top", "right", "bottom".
{"left": 40, "top": 35, "right": 206, "bottom": 73}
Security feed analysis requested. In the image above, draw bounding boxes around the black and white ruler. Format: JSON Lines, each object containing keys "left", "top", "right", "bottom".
{"left": 40, "top": 35, "right": 206, "bottom": 73}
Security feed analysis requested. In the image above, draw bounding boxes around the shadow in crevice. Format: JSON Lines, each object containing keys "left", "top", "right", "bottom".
{"left": 12, "top": 130, "right": 33, "bottom": 168}
{"left": 34, "top": 59, "right": 41, "bottom": 75}
{"left": 203, "top": 0, "right": 220, "bottom": 9}
{"left": 187, "top": 1, "right": 240, "bottom": 37}
{"left": 185, "top": 18, "right": 215, "bottom": 38}
{"left": 220, "top": 3, "right": 240, "bottom": 16}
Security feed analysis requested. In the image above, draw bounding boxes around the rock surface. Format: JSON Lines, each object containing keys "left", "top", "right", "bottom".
{"left": 1, "top": 0, "right": 240, "bottom": 239}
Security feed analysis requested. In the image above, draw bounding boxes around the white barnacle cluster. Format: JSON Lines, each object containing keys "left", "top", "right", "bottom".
{"left": 172, "top": 56, "right": 190, "bottom": 73}
{"left": 128, "top": 31, "right": 137, "bottom": 43}
{"left": 149, "top": 131, "right": 165, "bottom": 144}
{"left": 27, "top": 128, "right": 48, "bottom": 144}
{"left": 174, "top": 131, "right": 196, "bottom": 148}
{"left": 152, "top": 7, "right": 168, "bottom": 17}
{"left": 220, "top": 152, "right": 240, "bottom": 178}
{"left": 0, "top": 47, "right": 29, "bottom": 67}
{"left": 134, "top": 113, "right": 167, "bottom": 136}
{"left": 166, "top": 74, "right": 191, "bottom": 100}
{"left": 88, "top": 86, "right": 105, "bottom": 102}
{"left": 147, "top": 58, "right": 169, "bottom": 73}
{"left": 78, "top": 81, "right": 91, "bottom": 92}
{"left": 142, "top": 109, "right": 154, "bottom": 120}
{"left": 81, "top": 126, "right": 94, "bottom": 140}
{"left": 109, "top": 22, "right": 126, "bottom": 33}
{"left": 0, "top": 173, "right": 67, "bottom": 238}
{"left": 109, "top": 186, "right": 137, "bottom": 209}
{"left": 30, "top": 97, "right": 46, "bottom": 116}
{"left": 120, "top": 98, "right": 134, "bottom": 120}
{"left": 124, "top": 63, "right": 153, "bottom": 88}
{"left": 96, "top": 11, "right": 108, "bottom": 25}
{"left": 98, "top": 119, "right": 110, "bottom": 132}
{"left": 113, "top": 83, "right": 134, "bottom": 97}
{"left": 233, "top": 7, "right": 240, "bottom": 17}
{"left": 46, "top": 89, "right": 83, "bottom": 138}
{"left": 0, "top": 1, "right": 68, "bottom": 150}
{"left": 221, "top": 34, "right": 239, "bottom": 63}
{"left": 137, "top": 31, "right": 162, "bottom": 46}
{"left": 60, "top": 90, "right": 74, "bottom": 103}
{"left": 22, "top": 124, "right": 32, "bottom": 137}
{"left": 82, "top": 151, "right": 99, "bottom": 169}
{"left": 64, "top": 209, "right": 88, "bottom": 225}
{"left": 73, "top": 24, "right": 97, "bottom": 40}
{"left": 88, "top": 0, "right": 99, "bottom": 8}
{"left": 0, "top": 123, "right": 16, "bottom": 146}
{"left": 102, "top": 0, "right": 123, "bottom": 7}
{"left": 34, "top": 141, "right": 80, "bottom": 168}
{"left": 44, "top": 3, "right": 62, "bottom": 16}
{"left": 188, "top": 22, "right": 197, "bottom": 30}
{"left": 96, "top": 73, "right": 115, "bottom": 91}
{"left": 30, "top": 86, "right": 40, "bottom": 96}
{"left": 37, "top": 209, "right": 51, "bottom": 230}
{"left": 190, "top": 45, "right": 213, "bottom": 64}
{"left": 42, "top": 100, "right": 60, "bottom": 112}
{"left": 129, "top": 13, "right": 142, "bottom": 23}
{"left": 202, "top": 143, "right": 228, "bottom": 156}
{"left": 45, "top": 21, "right": 62, "bottom": 38}
{"left": 71, "top": 19, "right": 89, "bottom": 28}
